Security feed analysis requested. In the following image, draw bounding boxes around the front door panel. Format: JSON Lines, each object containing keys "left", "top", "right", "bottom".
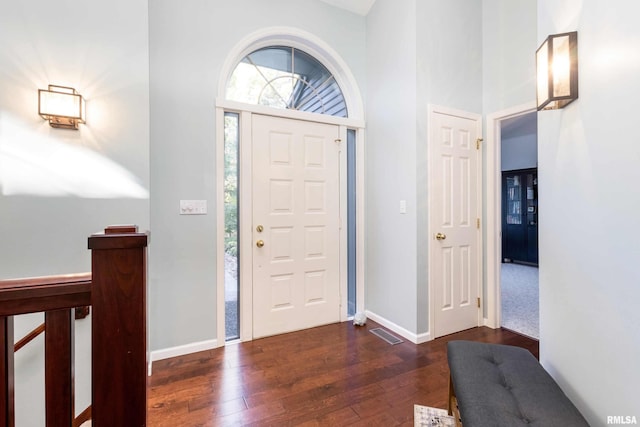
{"left": 252, "top": 115, "right": 340, "bottom": 338}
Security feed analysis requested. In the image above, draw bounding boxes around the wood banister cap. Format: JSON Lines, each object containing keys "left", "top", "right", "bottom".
{"left": 104, "top": 225, "right": 138, "bottom": 234}
{"left": 88, "top": 225, "right": 149, "bottom": 250}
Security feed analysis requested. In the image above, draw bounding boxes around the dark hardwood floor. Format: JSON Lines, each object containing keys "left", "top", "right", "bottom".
{"left": 148, "top": 321, "right": 538, "bottom": 426}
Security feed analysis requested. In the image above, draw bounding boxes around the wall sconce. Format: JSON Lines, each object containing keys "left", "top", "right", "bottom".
{"left": 38, "top": 85, "right": 86, "bottom": 129}
{"left": 536, "top": 31, "right": 578, "bottom": 111}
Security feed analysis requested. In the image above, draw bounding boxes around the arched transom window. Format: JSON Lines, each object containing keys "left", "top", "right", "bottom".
{"left": 226, "top": 46, "right": 348, "bottom": 118}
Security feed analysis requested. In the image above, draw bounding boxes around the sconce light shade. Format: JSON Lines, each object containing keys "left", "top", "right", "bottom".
{"left": 38, "top": 85, "right": 86, "bottom": 129}
{"left": 536, "top": 31, "right": 578, "bottom": 111}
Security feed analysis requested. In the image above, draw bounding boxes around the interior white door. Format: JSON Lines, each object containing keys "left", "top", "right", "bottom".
{"left": 252, "top": 114, "right": 341, "bottom": 339}
{"left": 429, "top": 108, "right": 482, "bottom": 339}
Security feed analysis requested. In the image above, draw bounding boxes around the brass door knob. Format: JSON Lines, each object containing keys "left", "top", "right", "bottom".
{"left": 435, "top": 233, "right": 447, "bottom": 241}
{"left": 256, "top": 240, "right": 265, "bottom": 248}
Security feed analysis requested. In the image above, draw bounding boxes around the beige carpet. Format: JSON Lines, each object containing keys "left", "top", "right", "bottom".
{"left": 501, "top": 263, "right": 539, "bottom": 339}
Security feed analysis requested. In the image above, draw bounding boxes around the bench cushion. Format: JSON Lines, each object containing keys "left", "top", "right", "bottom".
{"left": 447, "top": 340, "right": 589, "bottom": 427}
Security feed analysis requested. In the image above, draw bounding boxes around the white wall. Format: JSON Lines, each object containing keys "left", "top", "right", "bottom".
{"left": 538, "top": 0, "right": 640, "bottom": 423}
{"left": 501, "top": 133, "right": 537, "bottom": 171}
{"left": 501, "top": 114, "right": 538, "bottom": 171}
{"left": 0, "top": 0, "right": 149, "bottom": 425}
{"left": 0, "top": 1, "right": 150, "bottom": 278}
{"left": 416, "top": 0, "right": 484, "bottom": 335}
{"left": 148, "top": 0, "right": 366, "bottom": 352}
{"left": 482, "top": 0, "right": 537, "bottom": 114}
{"left": 418, "top": 0, "right": 484, "bottom": 114}
{"left": 365, "top": 0, "right": 419, "bottom": 334}
{"left": 364, "top": 0, "right": 484, "bottom": 338}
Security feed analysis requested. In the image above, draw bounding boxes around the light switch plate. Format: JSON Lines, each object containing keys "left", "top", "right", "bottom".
{"left": 180, "top": 200, "right": 207, "bottom": 215}
{"left": 399, "top": 200, "right": 407, "bottom": 214}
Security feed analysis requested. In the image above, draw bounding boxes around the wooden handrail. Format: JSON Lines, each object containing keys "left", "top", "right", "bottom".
{"left": 1, "top": 273, "right": 92, "bottom": 426}
{"left": 0, "top": 273, "right": 91, "bottom": 317}
{"left": 0, "top": 273, "right": 91, "bottom": 288}
{"left": 1, "top": 225, "right": 148, "bottom": 427}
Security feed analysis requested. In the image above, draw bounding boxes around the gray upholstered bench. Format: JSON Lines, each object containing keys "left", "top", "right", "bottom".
{"left": 447, "top": 340, "right": 589, "bottom": 427}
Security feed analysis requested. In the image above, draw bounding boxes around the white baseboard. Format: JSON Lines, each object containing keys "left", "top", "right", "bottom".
{"left": 148, "top": 339, "right": 219, "bottom": 376}
{"left": 365, "top": 310, "right": 431, "bottom": 344}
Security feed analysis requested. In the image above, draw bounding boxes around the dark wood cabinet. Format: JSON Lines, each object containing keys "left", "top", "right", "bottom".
{"left": 502, "top": 168, "right": 538, "bottom": 265}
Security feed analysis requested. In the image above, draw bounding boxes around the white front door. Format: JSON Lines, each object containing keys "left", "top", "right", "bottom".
{"left": 252, "top": 114, "right": 341, "bottom": 338}
{"left": 429, "top": 107, "right": 482, "bottom": 339}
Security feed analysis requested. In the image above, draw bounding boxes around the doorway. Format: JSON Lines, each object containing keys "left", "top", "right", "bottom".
{"left": 485, "top": 103, "right": 539, "bottom": 338}
{"left": 217, "top": 28, "right": 366, "bottom": 344}
{"left": 219, "top": 108, "right": 363, "bottom": 342}
{"left": 499, "top": 112, "right": 539, "bottom": 339}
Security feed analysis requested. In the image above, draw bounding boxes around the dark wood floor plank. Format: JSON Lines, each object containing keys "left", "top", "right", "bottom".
{"left": 148, "top": 321, "right": 538, "bottom": 426}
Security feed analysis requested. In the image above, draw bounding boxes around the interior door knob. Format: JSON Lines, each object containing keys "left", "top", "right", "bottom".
{"left": 256, "top": 240, "right": 265, "bottom": 248}
{"left": 435, "top": 233, "right": 447, "bottom": 241}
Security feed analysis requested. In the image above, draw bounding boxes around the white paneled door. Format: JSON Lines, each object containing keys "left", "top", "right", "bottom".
{"left": 429, "top": 107, "right": 482, "bottom": 339}
{"left": 252, "top": 115, "right": 341, "bottom": 339}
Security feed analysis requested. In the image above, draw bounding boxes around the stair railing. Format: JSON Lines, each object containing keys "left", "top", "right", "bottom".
{"left": 0, "top": 225, "right": 148, "bottom": 427}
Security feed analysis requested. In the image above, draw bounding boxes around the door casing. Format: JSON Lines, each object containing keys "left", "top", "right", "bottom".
{"left": 485, "top": 102, "right": 537, "bottom": 329}
{"left": 215, "top": 101, "right": 365, "bottom": 344}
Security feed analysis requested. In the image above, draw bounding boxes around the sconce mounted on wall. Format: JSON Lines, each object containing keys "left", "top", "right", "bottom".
{"left": 38, "top": 85, "right": 86, "bottom": 129}
{"left": 536, "top": 31, "right": 578, "bottom": 111}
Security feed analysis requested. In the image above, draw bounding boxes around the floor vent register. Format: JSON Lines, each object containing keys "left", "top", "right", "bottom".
{"left": 369, "top": 327, "right": 403, "bottom": 345}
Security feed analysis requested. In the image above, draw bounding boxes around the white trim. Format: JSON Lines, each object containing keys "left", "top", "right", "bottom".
{"left": 427, "top": 104, "right": 482, "bottom": 121}
{"left": 365, "top": 310, "right": 431, "bottom": 344}
{"left": 339, "top": 125, "right": 349, "bottom": 322}
{"left": 215, "top": 107, "right": 226, "bottom": 346}
{"left": 427, "top": 104, "right": 483, "bottom": 340}
{"left": 218, "top": 26, "right": 365, "bottom": 120}
{"left": 485, "top": 102, "right": 537, "bottom": 329}
{"left": 149, "top": 339, "right": 219, "bottom": 372}
{"left": 217, "top": 99, "right": 365, "bottom": 128}
{"left": 239, "top": 111, "right": 254, "bottom": 342}
{"left": 356, "top": 128, "right": 366, "bottom": 315}
{"left": 216, "top": 109, "right": 255, "bottom": 344}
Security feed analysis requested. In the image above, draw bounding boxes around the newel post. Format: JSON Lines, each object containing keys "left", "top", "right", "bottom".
{"left": 89, "top": 225, "right": 148, "bottom": 427}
